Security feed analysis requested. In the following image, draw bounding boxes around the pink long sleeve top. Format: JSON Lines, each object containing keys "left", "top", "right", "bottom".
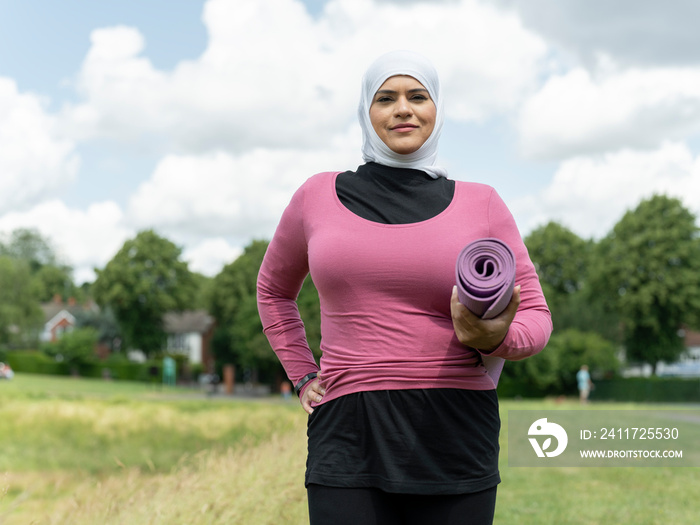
{"left": 257, "top": 171, "right": 552, "bottom": 404}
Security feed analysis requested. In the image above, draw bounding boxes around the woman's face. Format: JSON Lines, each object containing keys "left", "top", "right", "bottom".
{"left": 369, "top": 75, "right": 436, "bottom": 155}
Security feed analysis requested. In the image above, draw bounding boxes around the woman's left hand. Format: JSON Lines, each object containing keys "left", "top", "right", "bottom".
{"left": 450, "top": 285, "right": 521, "bottom": 352}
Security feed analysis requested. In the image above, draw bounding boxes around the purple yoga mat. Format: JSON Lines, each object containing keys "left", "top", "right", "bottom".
{"left": 455, "top": 238, "right": 516, "bottom": 386}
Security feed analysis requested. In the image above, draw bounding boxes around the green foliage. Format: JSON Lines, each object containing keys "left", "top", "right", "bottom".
{"left": 190, "top": 271, "right": 214, "bottom": 310}
{"left": 297, "top": 276, "right": 322, "bottom": 358}
{"left": 593, "top": 377, "right": 700, "bottom": 403}
{"left": 209, "top": 240, "right": 270, "bottom": 367}
{"left": 92, "top": 230, "right": 197, "bottom": 356}
{"left": 0, "top": 229, "right": 83, "bottom": 348}
{"left": 74, "top": 306, "right": 122, "bottom": 347}
{"left": 0, "top": 227, "right": 81, "bottom": 303}
{"left": 545, "top": 328, "right": 619, "bottom": 384}
{"left": 0, "top": 256, "right": 43, "bottom": 346}
{"left": 0, "top": 228, "right": 57, "bottom": 270}
{"left": 591, "top": 195, "right": 700, "bottom": 371}
{"left": 209, "top": 239, "right": 322, "bottom": 383}
{"left": 30, "top": 263, "right": 80, "bottom": 303}
{"left": 525, "top": 221, "right": 592, "bottom": 297}
{"left": 6, "top": 350, "right": 69, "bottom": 375}
{"left": 524, "top": 223, "right": 621, "bottom": 341}
{"left": 42, "top": 327, "right": 99, "bottom": 366}
{"left": 501, "top": 340, "right": 561, "bottom": 395}
{"left": 550, "top": 283, "right": 622, "bottom": 343}
{"left": 501, "top": 329, "right": 619, "bottom": 395}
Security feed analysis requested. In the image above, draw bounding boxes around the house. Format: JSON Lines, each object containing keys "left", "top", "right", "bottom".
{"left": 41, "top": 296, "right": 216, "bottom": 368}
{"left": 656, "top": 329, "right": 700, "bottom": 377}
{"left": 163, "top": 310, "right": 216, "bottom": 369}
{"left": 623, "top": 329, "right": 700, "bottom": 377}
{"left": 40, "top": 295, "right": 98, "bottom": 342}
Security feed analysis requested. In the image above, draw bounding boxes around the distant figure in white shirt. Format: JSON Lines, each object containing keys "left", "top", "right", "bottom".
{"left": 577, "top": 364, "right": 593, "bottom": 404}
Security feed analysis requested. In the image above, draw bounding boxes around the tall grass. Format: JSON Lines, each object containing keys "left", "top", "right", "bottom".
{"left": 0, "top": 376, "right": 299, "bottom": 475}
{"left": 1, "top": 375, "right": 698, "bottom": 524}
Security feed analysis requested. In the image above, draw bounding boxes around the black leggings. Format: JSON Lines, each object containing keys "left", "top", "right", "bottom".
{"left": 307, "top": 484, "right": 497, "bottom": 525}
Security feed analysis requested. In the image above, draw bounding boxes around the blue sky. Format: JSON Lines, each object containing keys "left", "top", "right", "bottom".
{"left": 1, "top": 0, "right": 699, "bottom": 283}
{"left": 0, "top": 1, "right": 208, "bottom": 210}
{"left": 0, "top": 2, "right": 207, "bottom": 91}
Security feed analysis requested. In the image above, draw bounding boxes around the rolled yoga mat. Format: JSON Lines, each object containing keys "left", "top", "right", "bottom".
{"left": 455, "top": 238, "right": 516, "bottom": 386}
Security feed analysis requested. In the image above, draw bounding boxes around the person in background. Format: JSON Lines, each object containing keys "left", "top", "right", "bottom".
{"left": 280, "top": 380, "right": 293, "bottom": 400}
{"left": 0, "top": 362, "right": 14, "bottom": 380}
{"left": 577, "top": 364, "right": 593, "bottom": 404}
{"left": 257, "top": 50, "right": 552, "bottom": 525}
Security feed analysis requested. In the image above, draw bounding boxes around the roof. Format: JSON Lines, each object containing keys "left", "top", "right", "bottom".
{"left": 685, "top": 330, "right": 700, "bottom": 347}
{"left": 40, "top": 300, "right": 99, "bottom": 324}
{"left": 163, "top": 310, "right": 215, "bottom": 334}
{"left": 45, "top": 310, "right": 76, "bottom": 330}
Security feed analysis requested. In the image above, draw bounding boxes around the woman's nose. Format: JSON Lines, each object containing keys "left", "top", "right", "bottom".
{"left": 394, "top": 96, "right": 412, "bottom": 117}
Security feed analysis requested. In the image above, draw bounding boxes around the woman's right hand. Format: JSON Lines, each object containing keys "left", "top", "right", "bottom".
{"left": 300, "top": 373, "right": 325, "bottom": 415}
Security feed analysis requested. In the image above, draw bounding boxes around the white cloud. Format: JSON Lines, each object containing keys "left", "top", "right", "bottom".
{"left": 517, "top": 65, "right": 700, "bottom": 159}
{"left": 0, "top": 78, "right": 79, "bottom": 214}
{"left": 62, "top": 0, "right": 548, "bottom": 153}
{"left": 127, "top": 125, "right": 363, "bottom": 243}
{"left": 511, "top": 141, "right": 700, "bottom": 239}
{"left": 0, "top": 200, "right": 132, "bottom": 284}
{"left": 501, "top": 0, "right": 700, "bottom": 68}
{"left": 183, "top": 238, "right": 243, "bottom": 277}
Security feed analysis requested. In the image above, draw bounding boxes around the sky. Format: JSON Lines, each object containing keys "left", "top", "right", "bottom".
{"left": 1, "top": 0, "right": 700, "bottom": 285}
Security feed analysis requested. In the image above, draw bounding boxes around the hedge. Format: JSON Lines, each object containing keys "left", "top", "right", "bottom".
{"left": 5, "top": 350, "right": 70, "bottom": 376}
{"left": 496, "top": 376, "right": 550, "bottom": 399}
{"left": 496, "top": 375, "right": 700, "bottom": 403}
{"left": 4, "top": 351, "right": 193, "bottom": 383}
{"left": 591, "top": 377, "right": 700, "bottom": 403}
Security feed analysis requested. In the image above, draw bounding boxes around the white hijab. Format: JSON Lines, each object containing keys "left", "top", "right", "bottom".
{"left": 358, "top": 50, "right": 447, "bottom": 179}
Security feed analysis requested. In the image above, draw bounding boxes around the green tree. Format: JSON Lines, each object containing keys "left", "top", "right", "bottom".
{"left": 525, "top": 222, "right": 620, "bottom": 341}
{"left": 210, "top": 239, "right": 322, "bottom": 383}
{"left": 92, "top": 230, "right": 196, "bottom": 356}
{"left": 546, "top": 329, "right": 619, "bottom": 386}
{"left": 525, "top": 221, "right": 591, "bottom": 297}
{"left": 42, "top": 327, "right": 99, "bottom": 368}
{"left": 0, "top": 256, "right": 43, "bottom": 346}
{"left": 296, "top": 277, "right": 322, "bottom": 358}
{"left": 190, "top": 272, "right": 214, "bottom": 311}
{"left": 74, "top": 306, "right": 122, "bottom": 351}
{"left": 0, "top": 228, "right": 57, "bottom": 270}
{"left": 502, "top": 329, "right": 619, "bottom": 395}
{"left": 209, "top": 240, "right": 269, "bottom": 368}
{"left": 0, "top": 227, "right": 80, "bottom": 302}
{"left": 591, "top": 195, "right": 700, "bottom": 373}
{"left": 31, "top": 263, "right": 80, "bottom": 303}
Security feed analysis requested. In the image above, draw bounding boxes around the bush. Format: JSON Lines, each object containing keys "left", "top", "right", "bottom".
{"left": 41, "top": 328, "right": 99, "bottom": 368}
{"left": 499, "top": 328, "right": 620, "bottom": 397}
{"left": 6, "top": 350, "right": 69, "bottom": 375}
{"left": 7, "top": 347, "right": 202, "bottom": 385}
{"left": 592, "top": 377, "right": 700, "bottom": 403}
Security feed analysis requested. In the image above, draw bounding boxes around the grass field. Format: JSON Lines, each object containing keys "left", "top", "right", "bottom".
{"left": 1, "top": 374, "right": 698, "bottom": 524}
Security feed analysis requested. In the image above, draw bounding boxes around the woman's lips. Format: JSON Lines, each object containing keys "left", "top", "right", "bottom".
{"left": 390, "top": 124, "right": 418, "bottom": 132}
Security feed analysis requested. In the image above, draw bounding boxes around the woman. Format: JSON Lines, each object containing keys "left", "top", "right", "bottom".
{"left": 257, "top": 50, "right": 552, "bottom": 525}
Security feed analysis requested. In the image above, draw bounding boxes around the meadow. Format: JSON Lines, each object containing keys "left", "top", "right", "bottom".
{"left": 1, "top": 375, "right": 698, "bottom": 524}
